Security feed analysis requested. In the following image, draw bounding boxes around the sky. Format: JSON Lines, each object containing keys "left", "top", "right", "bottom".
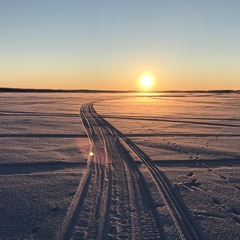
{"left": 1, "top": 0, "right": 240, "bottom": 91}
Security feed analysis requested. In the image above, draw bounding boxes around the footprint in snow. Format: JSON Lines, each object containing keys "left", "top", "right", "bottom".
{"left": 183, "top": 179, "right": 201, "bottom": 188}
{"left": 32, "top": 226, "right": 40, "bottom": 234}
{"left": 230, "top": 206, "right": 240, "bottom": 216}
{"left": 69, "top": 192, "right": 76, "bottom": 197}
{"left": 220, "top": 175, "right": 227, "bottom": 180}
{"left": 232, "top": 216, "right": 240, "bottom": 224}
{"left": 235, "top": 185, "right": 240, "bottom": 190}
{"left": 187, "top": 172, "right": 194, "bottom": 177}
{"left": 52, "top": 206, "right": 59, "bottom": 212}
{"left": 212, "top": 197, "right": 220, "bottom": 205}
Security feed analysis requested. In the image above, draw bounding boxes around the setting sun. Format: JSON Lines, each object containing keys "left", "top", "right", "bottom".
{"left": 139, "top": 73, "right": 155, "bottom": 89}
{"left": 141, "top": 76, "right": 153, "bottom": 87}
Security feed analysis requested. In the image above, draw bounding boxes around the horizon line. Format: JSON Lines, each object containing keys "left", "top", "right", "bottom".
{"left": 0, "top": 87, "right": 239, "bottom": 94}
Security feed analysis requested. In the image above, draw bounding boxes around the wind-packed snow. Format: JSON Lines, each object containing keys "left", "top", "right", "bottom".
{"left": 0, "top": 93, "right": 91, "bottom": 239}
{"left": 95, "top": 92, "right": 240, "bottom": 239}
{"left": 0, "top": 92, "right": 239, "bottom": 239}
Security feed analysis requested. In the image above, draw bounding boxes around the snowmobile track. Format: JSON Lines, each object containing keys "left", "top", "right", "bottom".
{"left": 58, "top": 102, "right": 206, "bottom": 240}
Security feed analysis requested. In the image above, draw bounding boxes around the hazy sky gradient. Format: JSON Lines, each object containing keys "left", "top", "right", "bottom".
{"left": 1, "top": 0, "right": 240, "bottom": 90}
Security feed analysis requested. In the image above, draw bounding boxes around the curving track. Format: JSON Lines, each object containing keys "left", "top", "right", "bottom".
{"left": 58, "top": 102, "right": 206, "bottom": 240}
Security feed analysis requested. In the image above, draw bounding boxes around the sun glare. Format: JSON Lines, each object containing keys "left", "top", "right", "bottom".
{"left": 141, "top": 75, "right": 153, "bottom": 87}
{"left": 139, "top": 73, "right": 155, "bottom": 89}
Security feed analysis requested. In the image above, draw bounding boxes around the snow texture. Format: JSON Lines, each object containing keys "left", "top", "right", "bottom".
{"left": 0, "top": 92, "right": 239, "bottom": 239}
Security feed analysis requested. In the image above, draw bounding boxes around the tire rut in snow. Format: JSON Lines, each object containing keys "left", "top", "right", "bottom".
{"left": 59, "top": 102, "right": 206, "bottom": 239}
{"left": 59, "top": 103, "right": 165, "bottom": 239}
{"left": 92, "top": 103, "right": 207, "bottom": 240}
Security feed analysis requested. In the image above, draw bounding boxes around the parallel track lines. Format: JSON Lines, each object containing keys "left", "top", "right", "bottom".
{"left": 58, "top": 163, "right": 92, "bottom": 240}
{"left": 119, "top": 137, "right": 196, "bottom": 239}
{"left": 80, "top": 103, "right": 164, "bottom": 239}
{"left": 79, "top": 103, "right": 112, "bottom": 239}
{"left": 58, "top": 103, "right": 112, "bottom": 240}
{"left": 116, "top": 140, "right": 165, "bottom": 239}
{"left": 58, "top": 102, "right": 206, "bottom": 239}
{"left": 91, "top": 103, "right": 206, "bottom": 240}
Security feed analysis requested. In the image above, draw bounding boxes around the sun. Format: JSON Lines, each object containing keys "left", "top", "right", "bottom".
{"left": 141, "top": 75, "right": 153, "bottom": 87}
{"left": 139, "top": 72, "right": 155, "bottom": 90}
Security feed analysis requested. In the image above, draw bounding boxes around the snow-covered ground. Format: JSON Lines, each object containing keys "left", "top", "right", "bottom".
{"left": 95, "top": 92, "right": 240, "bottom": 239}
{"left": 0, "top": 92, "right": 239, "bottom": 239}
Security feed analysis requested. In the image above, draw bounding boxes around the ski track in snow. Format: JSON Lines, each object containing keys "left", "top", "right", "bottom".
{"left": 58, "top": 102, "right": 207, "bottom": 240}
{"left": 1, "top": 93, "right": 239, "bottom": 239}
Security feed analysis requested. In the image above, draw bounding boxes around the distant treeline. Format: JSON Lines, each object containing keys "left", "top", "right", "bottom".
{"left": 0, "top": 88, "right": 134, "bottom": 93}
{"left": 0, "top": 87, "right": 239, "bottom": 94}
{"left": 162, "top": 90, "right": 240, "bottom": 94}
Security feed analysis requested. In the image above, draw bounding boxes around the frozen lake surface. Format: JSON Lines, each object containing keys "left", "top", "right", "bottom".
{"left": 0, "top": 92, "right": 239, "bottom": 239}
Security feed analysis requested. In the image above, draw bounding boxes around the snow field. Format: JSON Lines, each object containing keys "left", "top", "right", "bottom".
{"left": 95, "top": 92, "right": 240, "bottom": 239}
{"left": 0, "top": 92, "right": 239, "bottom": 239}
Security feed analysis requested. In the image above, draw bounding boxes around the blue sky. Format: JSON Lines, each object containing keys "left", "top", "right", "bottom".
{"left": 1, "top": 0, "right": 240, "bottom": 90}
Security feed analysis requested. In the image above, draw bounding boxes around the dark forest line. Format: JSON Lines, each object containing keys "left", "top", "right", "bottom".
{"left": 0, "top": 87, "right": 239, "bottom": 94}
